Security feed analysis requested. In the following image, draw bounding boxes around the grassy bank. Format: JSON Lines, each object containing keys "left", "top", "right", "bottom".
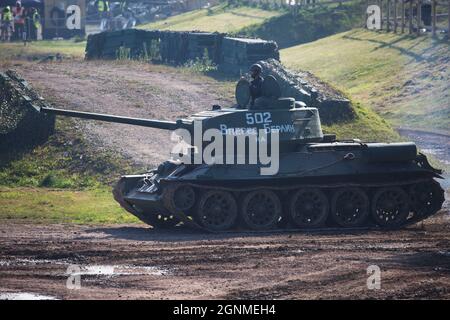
{"left": 236, "top": 2, "right": 363, "bottom": 48}
{"left": 281, "top": 29, "right": 450, "bottom": 134}
{"left": 322, "top": 100, "right": 397, "bottom": 142}
{"left": 0, "top": 117, "right": 139, "bottom": 224}
{"left": 0, "top": 39, "right": 86, "bottom": 62}
{"left": 0, "top": 186, "right": 139, "bottom": 224}
{"left": 139, "top": 3, "right": 281, "bottom": 33}
{"left": 0, "top": 118, "right": 137, "bottom": 188}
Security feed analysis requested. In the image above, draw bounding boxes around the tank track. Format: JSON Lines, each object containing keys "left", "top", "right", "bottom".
{"left": 113, "top": 176, "right": 445, "bottom": 233}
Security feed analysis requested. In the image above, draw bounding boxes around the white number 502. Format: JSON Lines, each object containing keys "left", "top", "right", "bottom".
{"left": 246, "top": 112, "right": 272, "bottom": 125}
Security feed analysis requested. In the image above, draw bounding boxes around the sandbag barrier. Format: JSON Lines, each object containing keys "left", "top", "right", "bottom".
{"left": 0, "top": 70, "right": 55, "bottom": 153}
{"left": 85, "top": 29, "right": 162, "bottom": 60}
{"left": 85, "top": 29, "right": 279, "bottom": 68}
{"left": 219, "top": 37, "right": 279, "bottom": 75}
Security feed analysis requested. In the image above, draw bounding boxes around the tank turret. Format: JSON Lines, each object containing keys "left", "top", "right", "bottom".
{"left": 40, "top": 76, "right": 325, "bottom": 150}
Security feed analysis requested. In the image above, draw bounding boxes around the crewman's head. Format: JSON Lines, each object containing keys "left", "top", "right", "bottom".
{"left": 250, "top": 63, "right": 262, "bottom": 79}
{"left": 5, "top": 6, "right": 11, "bottom": 11}
{"left": 16, "top": 1, "right": 21, "bottom": 8}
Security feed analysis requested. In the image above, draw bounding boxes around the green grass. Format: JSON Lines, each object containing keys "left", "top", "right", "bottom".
{"left": 0, "top": 117, "right": 138, "bottom": 189}
{"left": 0, "top": 39, "right": 86, "bottom": 62}
{"left": 139, "top": 3, "right": 281, "bottom": 33}
{"left": 0, "top": 108, "right": 141, "bottom": 225}
{"left": 322, "top": 100, "right": 399, "bottom": 142}
{"left": 0, "top": 186, "right": 139, "bottom": 224}
{"left": 236, "top": 1, "right": 363, "bottom": 48}
{"left": 281, "top": 29, "right": 450, "bottom": 133}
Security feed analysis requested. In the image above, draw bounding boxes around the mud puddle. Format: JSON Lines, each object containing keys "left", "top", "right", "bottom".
{"left": 67, "top": 265, "right": 169, "bottom": 277}
{"left": 0, "top": 292, "right": 58, "bottom": 300}
{"left": 0, "top": 258, "right": 69, "bottom": 266}
{"left": 0, "top": 258, "right": 170, "bottom": 279}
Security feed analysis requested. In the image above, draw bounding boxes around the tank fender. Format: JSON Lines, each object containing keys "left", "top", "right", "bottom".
{"left": 365, "top": 142, "right": 417, "bottom": 162}
{"left": 415, "top": 153, "right": 444, "bottom": 178}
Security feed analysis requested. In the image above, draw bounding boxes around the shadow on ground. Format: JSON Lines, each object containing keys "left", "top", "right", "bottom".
{"left": 86, "top": 224, "right": 413, "bottom": 243}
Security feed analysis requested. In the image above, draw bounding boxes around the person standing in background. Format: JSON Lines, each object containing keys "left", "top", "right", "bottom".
{"left": 96, "top": 0, "right": 111, "bottom": 30}
{"left": 1, "top": 6, "right": 14, "bottom": 42}
{"left": 12, "top": 1, "right": 25, "bottom": 41}
{"left": 28, "top": 7, "right": 41, "bottom": 40}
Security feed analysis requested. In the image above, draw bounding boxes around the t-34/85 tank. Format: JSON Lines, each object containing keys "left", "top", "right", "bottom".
{"left": 38, "top": 77, "right": 445, "bottom": 232}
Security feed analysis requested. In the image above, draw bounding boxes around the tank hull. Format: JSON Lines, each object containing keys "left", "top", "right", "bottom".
{"left": 113, "top": 142, "right": 445, "bottom": 232}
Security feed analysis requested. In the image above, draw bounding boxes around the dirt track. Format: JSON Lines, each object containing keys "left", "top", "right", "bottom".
{"left": 0, "top": 209, "right": 449, "bottom": 299}
{"left": 14, "top": 60, "right": 234, "bottom": 167}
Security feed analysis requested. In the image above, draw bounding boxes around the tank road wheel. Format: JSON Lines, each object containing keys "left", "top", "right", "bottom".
{"left": 331, "top": 188, "right": 370, "bottom": 227}
{"left": 371, "top": 187, "right": 410, "bottom": 229}
{"left": 195, "top": 190, "right": 238, "bottom": 231}
{"left": 289, "top": 188, "right": 329, "bottom": 228}
{"left": 241, "top": 190, "right": 282, "bottom": 230}
{"left": 409, "top": 181, "right": 444, "bottom": 218}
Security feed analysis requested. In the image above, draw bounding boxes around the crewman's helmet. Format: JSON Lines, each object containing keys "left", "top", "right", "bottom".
{"left": 5, "top": 6, "right": 11, "bottom": 11}
{"left": 250, "top": 63, "right": 262, "bottom": 74}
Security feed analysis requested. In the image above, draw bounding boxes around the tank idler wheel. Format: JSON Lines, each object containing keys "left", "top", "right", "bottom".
{"left": 241, "top": 190, "right": 282, "bottom": 230}
{"left": 371, "top": 187, "right": 410, "bottom": 229}
{"left": 172, "top": 185, "right": 196, "bottom": 211}
{"left": 289, "top": 188, "right": 329, "bottom": 228}
{"left": 163, "top": 184, "right": 196, "bottom": 212}
{"left": 331, "top": 187, "right": 370, "bottom": 227}
{"left": 195, "top": 190, "right": 238, "bottom": 231}
{"left": 409, "top": 181, "right": 445, "bottom": 218}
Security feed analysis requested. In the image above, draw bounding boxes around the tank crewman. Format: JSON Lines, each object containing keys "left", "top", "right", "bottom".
{"left": 96, "top": 0, "right": 110, "bottom": 18}
{"left": 1, "top": 6, "right": 14, "bottom": 42}
{"left": 249, "top": 64, "right": 264, "bottom": 107}
{"left": 12, "top": 1, "right": 25, "bottom": 41}
{"left": 96, "top": 0, "right": 110, "bottom": 30}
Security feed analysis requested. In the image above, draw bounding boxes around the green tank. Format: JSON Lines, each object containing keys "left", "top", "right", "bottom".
{"left": 38, "top": 77, "right": 444, "bottom": 232}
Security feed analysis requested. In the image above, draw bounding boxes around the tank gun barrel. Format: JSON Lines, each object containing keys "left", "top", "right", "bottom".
{"left": 40, "top": 107, "right": 178, "bottom": 130}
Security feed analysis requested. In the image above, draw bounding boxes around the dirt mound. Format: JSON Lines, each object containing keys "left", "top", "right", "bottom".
{"left": 258, "top": 59, "right": 354, "bottom": 124}
{"left": 0, "top": 70, "right": 55, "bottom": 155}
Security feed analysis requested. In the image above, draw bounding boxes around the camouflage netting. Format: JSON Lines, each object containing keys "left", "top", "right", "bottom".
{"left": 0, "top": 70, "right": 55, "bottom": 154}
{"left": 257, "top": 59, "right": 354, "bottom": 124}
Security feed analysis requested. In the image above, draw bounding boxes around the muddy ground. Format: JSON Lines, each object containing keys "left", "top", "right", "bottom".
{"left": 0, "top": 60, "right": 449, "bottom": 299}
{"left": 0, "top": 209, "right": 449, "bottom": 300}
